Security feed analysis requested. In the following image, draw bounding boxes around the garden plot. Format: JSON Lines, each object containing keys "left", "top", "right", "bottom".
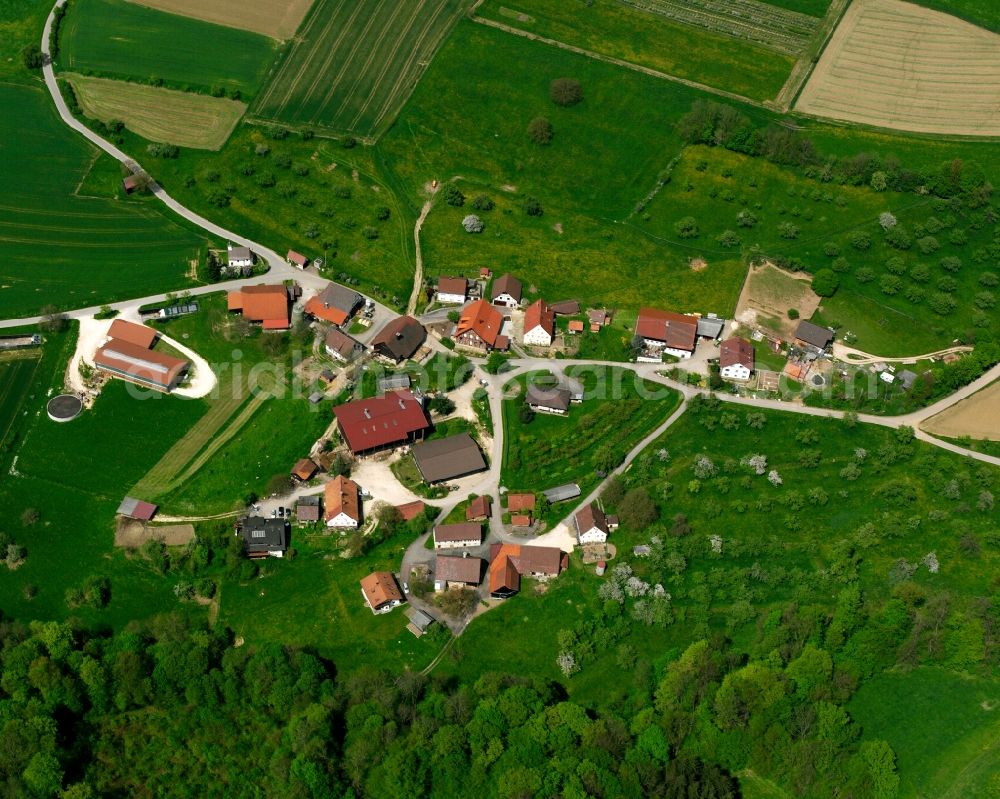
{"left": 734, "top": 262, "right": 821, "bottom": 339}
{"left": 922, "top": 380, "right": 1000, "bottom": 441}
{"left": 796, "top": 0, "right": 1000, "bottom": 136}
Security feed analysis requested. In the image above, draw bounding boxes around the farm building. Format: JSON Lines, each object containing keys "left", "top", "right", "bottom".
{"left": 489, "top": 543, "right": 565, "bottom": 599}
{"left": 466, "top": 495, "right": 492, "bottom": 521}
{"left": 697, "top": 316, "right": 726, "bottom": 340}
{"left": 543, "top": 483, "right": 580, "bottom": 504}
{"left": 0, "top": 334, "right": 41, "bottom": 351}
{"left": 157, "top": 302, "right": 199, "bottom": 320}
{"left": 454, "top": 299, "right": 508, "bottom": 352}
{"left": 396, "top": 500, "right": 426, "bottom": 521}
{"left": 291, "top": 458, "right": 318, "bottom": 482}
{"left": 378, "top": 374, "right": 411, "bottom": 392}
{"left": 94, "top": 321, "right": 188, "bottom": 393}
{"left": 636, "top": 307, "right": 698, "bottom": 359}
{"left": 491, "top": 273, "right": 522, "bottom": 308}
{"left": 526, "top": 385, "right": 571, "bottom": 415}
{"left": 360, "top": 571, "right": 404, "bottom": 614}
{"left": 325, "top": 474, "right": 361, "bottom": 529}
{"left": 436, "top": 276, "right": 469, "bottom": 304}
{"left": 371, "top": 316, "right": 426, "bottom": 363}
{"left": 411, "top": 433, "right": 487, "bottom": 483}
{"left": 568, "top": 320, "right": 584, "bottom": 334}
{"left": 589, "top": 309, "right": 609, "bottom": 331}
{"left": 122, "top": 174, "right": 141, "bottom": 194}
{"left": 406, "top": 607, "right": 435, "bottom": 637}
{"left": 117, "top": 497, "right": 157, "bottom": 521}
{"left": 305, "top": 282, "right": 364, "bottom": 326}
{"left": 575, "top": 502, "right": 610, "bottom": 545}
{"left": 523, "top": 299, "right": 555, "bottom": 347}
{"left": 506, "top": 493, "right": 535, "bottom": 512}
{"left": 241, "top": 516, "right": 287, "bottom": 558}
{"left": 550, "top": 300, "right": 580, "bottom": 315}
{"left": 510, "top": 514, "right": 532, "bottom": 527}
{"left": 287, "top": 250, "right": 309, "bottom": 269}
{"left": 433, "top": 522, "right": 483, "bottom": 550}
{"left": 795, "top": 320, "right": 834, "bottom": 351}
{"left": 333, "top": 390, "right": 430, "bottom": 455}
{"left": 227, "top": 244, "right": 255, "bottom": 270}
{"left": 227, "top": 284, "right": 291, "bottom": 330}
{"left": 324, "top": 328, "right": 363, "bottom": 362}
{"left": 435, "top": 555, "right": 483, "bottom": 590}
{"left": 898, "top": 369, "right": 919, "bottom": 390}
{"left": 720, "top": 337, "right": 755, "bottom": 381}
{"left": 296, "top": 496, "right": 322, "bottom": 524}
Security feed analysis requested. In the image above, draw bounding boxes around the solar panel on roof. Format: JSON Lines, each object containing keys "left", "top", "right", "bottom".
{"left": 252, "top": 531, "right": 266, "bottom": 538}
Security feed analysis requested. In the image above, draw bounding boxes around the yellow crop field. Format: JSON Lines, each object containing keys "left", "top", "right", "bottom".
{"left": 923, "top": 380, "right": 1000, "bottom": 441}
{"left": 68, "top": 75, "right": 247, "bottom": 150}
{"left": 124, "top": 0, "right": 314, "bottom": 39}
{"left": 796, "top": 0, "right": 1000, "bottom": 136}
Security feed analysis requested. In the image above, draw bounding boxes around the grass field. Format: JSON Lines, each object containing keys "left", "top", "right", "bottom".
{"left": 760, "top": 0, "right": 831, "bottom": 15}
{"left": 125, "top": 0, "right": 314, "bottom": 39}
{"left": 849, "top": 668, "right": 1000, "bottom": 798}
{"left": 475, "top": 0, "right": 795, "bottom": 102}
{"left": 638, "top": 145, "right": 999, "bottom": 354}
{"left": 252, "top": 0, "right": 469, "bottom": 138}
{"left": 68, "top": 74, "right": 246, "bottom": 149}
{"left": 0, "top": 355, "right": 42, "bottom": 463}
{"left": 0, "top": 0, "right": 51, "bottom": 79}
{"left": 796, "top": 0, "right": 1000, "bottom": 136}
{"left": 0, "top": 84, "right": 208, "bottom": 319}
{"left": 60, "top": 0, "right": 279, "bottom": 96}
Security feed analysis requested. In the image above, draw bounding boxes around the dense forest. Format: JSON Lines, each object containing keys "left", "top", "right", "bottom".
{"left": 0, "top": 603, "right": 917, "bottom": 798}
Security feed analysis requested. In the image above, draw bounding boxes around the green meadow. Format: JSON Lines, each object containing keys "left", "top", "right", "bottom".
{"left": 475, "top": 0, "right": 794, "bottom": 103}
{"left": 60, "top": 0, "right": 278, "bottom": 96}
{"left": 0, "top": 83, "right": 208, "bottom": 318}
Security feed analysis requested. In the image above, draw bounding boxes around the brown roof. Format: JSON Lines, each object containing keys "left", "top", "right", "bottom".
{"left": 795, "top": 320, "right": 834, "bottom": 349}
{"left": 436, "top": 555, "right": 482, "bottom": 585}
{"left": 361, "top": 571, "right": 402, "bottom": 610}
{"left": 588, "top": 309, "right": 608, "bottom": 326}
{"left": 510, "top": 514, "right": 532, "bottom": 527}
{"left": 490, "top": 273, "right": 522, "bottom": 302}
{"left": 507, "top": 493, "right": 535, "bottom": 512}
{"left": 466, "top": 495, "right": 492, "bottom": 520}
{"left": 636, "top": 307, "right": 697, "bottom": 351}
{"left": 325, "top": 327, "right": 362, "bottom": 360}
{"left": 575, "top": 502, "right": 609, "bottom": 535}
{"left": 438, "top": 276, "right": 468, "bottom": 296}
{"left": 396, "top": 500, "right": 426, "bottom": 522}
{"left": 371, "top": 316, "right": 426, "bottom": 362}
{"left": 568, "top": 320, "right": 585, "bottom": 333}
{"left": 305, "top": 283, "right": 363, "bottom": 325}
{"left": 295, "top": 498, "right": 321, "bottom": 522}
{"left": 287, "top": 250, "right": 309, "bottom": 266}
{"left": 94, "top": 339, "right": 188, "bottom": 390}
{"left": 333, "top": 390, "right": 430, "bottom": 453}
{"left": 455, "top": 299, "right": 504, "bottom": 348}
{"left": 325, "top": 474, "right": 360, "bottom": 524}
{"left": 526, "top": 384, "right": 570, "bottom": 412}
{"left": 524, "top": 299, "right": 555, "bottom": 338}
{"left": 411, "top": 433, "right": 487, "bottom": 483}
{"left": 292, "top": 458, "right": 318, "bottom": 481}
{"left": 434, "top": 522, "right": 483, "bottom": 545}
{"left": 489, "top": 543, "right": 563, "bottom": 595}
{"left": 107, "top": 319, "right": 158, "bottom": 348}
{"left": 228, "top": 285, "right": 289, "bottom": 329}
{"left": 720, "top": 337, "right": 754, "bottom": 369}
{"left": 550, "top": 300, "right": 580, "bottom": 315}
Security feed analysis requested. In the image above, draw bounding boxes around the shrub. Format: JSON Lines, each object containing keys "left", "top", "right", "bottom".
{"left": 254, "top": 144, "right": 270, "bottom": 157}
{"left": 334, "top": 185, "right": 351, "bottom": 199}
{"left": 885, "top": 257, "right": 907, "bottom": 275}
{"left": 870, "top": 171, "right": 887, "bottom": 191}
{"left": 823, "top": 242, "right": 840, "bottom": 257}
{"left": 471, "top": 194, "right": 494, "bottom": 211}
{"left": 21, "top": 44, "right": 44, "bottom": 70}
{"left": 885, "top": 226, "right": 911, "bottom": 250}
{"left": 444, "top": 185, "right": 465, "bottom": 207}
{"left": 939, "top": 256, "right": 962, "bottom": 273}
{"left": 855, "top": 267, "right": 875, "bottom": 283}
{"left": 787, "top": 308, "right": 799, "bottom": 319}
{"left": 850, "top": 230, "right": 871, "bottom": 251}
{"left": 778, "top": 221, "right": 799, "bottom": 239}
{"left": 362, "top": 226, "right": 378, "bottom": 240}
{"left": 909, "top": 264, "right": 930, "bottom": 283}
{"left": 979, "top": 272, "right": 998, "bottom": 287}
{"left": 717, "top": 230, "right": 740, "bottom": 248}
{"left": 550, "top": 77, "right": 582, "bottom": 106}
{"left": 879, "top": 275, "right": 902, "bottom": 296}
{"left": 928, "top": 292, "right": 957, "bottom": 315}
{"left": 879, "top": 211, "right": 897, "bottom": 230}
{"left": 974, "top": 291, "right": 996, "bottom": 310}
{"left": 916, "top": 236, "right": 940, "bottom": 255}
{"left": 936, "top": 277, "right": 957, "bottom": 293}
{"left": 376, "top": 206, "right": 391, "bottom": 221}
{"left": 524, "top": 197, "right": 543, "bottom": 217}
{"left": 462, "top": 214, "right": 484, "bottom": 233}
{"left": 674, "top": 216, "right": 699, "bottom": 239}
{"left": 527, "top": 117, "right": 553, "bottom": 145}
{"left": 831, "top": 257, "right": 850, "bottom": 274}
{"left": 811, "top": 269, "right": 839, "bottom": 297}
{"left": 737, "top": 209, "right": 757, "bottom": 228}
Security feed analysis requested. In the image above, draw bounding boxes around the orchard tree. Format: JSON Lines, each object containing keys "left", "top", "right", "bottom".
{"left": 811, "top": 269, "right": 840, "bottom": 297}
{"left": 527, "top": 117, "right": 553, "bottom": 145}
{"left": 549, "top": 77, "right": 582, "bottom": 106}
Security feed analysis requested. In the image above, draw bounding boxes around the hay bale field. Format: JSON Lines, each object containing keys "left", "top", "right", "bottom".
{"left": 922, "top": 380, "right": 1000, "bottom": 441}
{"left": 796, "top": 0, "right": 1000, "bottom": 136}
{"left": 68, "top": 75, "right": 246, "bottom": 150}
{"left": 125, "top": 0, "right": 314, "bottom": 39}
{"left": 252, "top": 0, "right": 469, "bottom": 138}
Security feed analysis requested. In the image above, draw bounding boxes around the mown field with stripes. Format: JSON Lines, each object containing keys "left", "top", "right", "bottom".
{"left": 252, "top": 0, "right": 470, "bottom": 138}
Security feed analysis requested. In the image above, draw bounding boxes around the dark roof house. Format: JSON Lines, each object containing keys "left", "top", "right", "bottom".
{"left": 435, "top": 555, "right": 483, "bottom": 587}
{"left": 371, "top": 316, "right": 426, "bottom": 362}
{"left": 491, "top": 273, "right": 522, "bottom": 304}
{"left": 241, "top": 516, "right": 288, "bottom": 557}
{"left": 411, "top": 433, "right": 487, "bottom": 483}
{"left": 795, "top": 320, "right": 834, "bottom": 350}
{"left": 325, "top": 328, "right": 363, "bottom": 362}
{"left": 525, "top": 384, "right": 571, "bottom": 414}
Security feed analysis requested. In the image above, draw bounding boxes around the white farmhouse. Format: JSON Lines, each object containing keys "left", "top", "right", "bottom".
{"left": 523, "top": 299, "right": 555, "bottom": 347}
{"left": 436, "top": 276, "right": 468, "bottom": 305}
{"left": 325, "top": 475, "right": 361, "bottom": 529}
{"left": 719, "top": 337, "right": 754, "bottom": 381}
{"left": 575, "top": 502, "right": 609, "bottom": 545}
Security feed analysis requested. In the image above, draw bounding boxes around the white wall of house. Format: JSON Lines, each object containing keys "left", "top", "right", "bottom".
{"left": 326, "top": 345, "right": 349, "bottom": 362}
{"left": 268, "top": 550, "right": 285, "bottom": 558}
{"left": 578, "top": 528, "right": 608, "bottom": 544}
{"left": 493, "top": 294, "right": 519, "bottom": 309}
{"left": 523, "top": 326, "right": 553, "bottom": 347}
{"left": 434, "top": 538, "right": 480, "bottom": 549}
{"left": 721, "top": 363, "right": 752, "bottom": 380}
{"left": 326, "top": 513, "right": 359, "bottom": 529}
{"left": 528, "top": 403, "right": 566, "bottom": 415}
{"left": 437, "top": 292, "right": 466, "bottom": 305}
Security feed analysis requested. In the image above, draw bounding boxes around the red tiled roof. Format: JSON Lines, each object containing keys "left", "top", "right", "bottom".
{"left": 568, "top": 320, "right": 584, "bottom": 333}
{"left": 455, "top": 300, "right": 504, "bottom": 348}
{"left": 636, "top": 307, "right": 697, "bottom": 351}
{"left": 229, "top": 285, "right": 289, "bottom": 328}
{"left": 489, "top": 543, "right": 563, "bottom": 595}
{"left": 720, "top": 337, "right": 754, "bottom": 369}
{"left": 438, "top": 276, "right": 468, "bottom": 296}
{"left": 94, "top": 339, "right": 188, "bottom": 390}
{"left": 466, "top": 495, "right": 492, "bottom": 520}
{"left": 507, "top": 493, "right": 534, "bottom": 512}
{"left": 333, "top": 390, "right": 430, "bottom": 453}
{"left": 292, "top": 458, "right": 318, "bottom": 481}
{"left": 396, "top": 500, "right": 426, "bottom": 522}
{"left": 287, "top": 250, "right": 309, "bottom": 266}
{"left": 361, "top": 571, "right": 402, "bottom": 610}
{"left": 107, "top": 319, "right": 158, "bottom": 348}
{"left": 524, "top": 299, "right": 554, "bottom": 338}
{"left": 325, "top": 475, "right": 360, "bottom": 524}
{"left": 304, "top": 295, "right": 348, "bottom": 325}
{"left": 510, "top": 514, "right": 532, "bottom": 526}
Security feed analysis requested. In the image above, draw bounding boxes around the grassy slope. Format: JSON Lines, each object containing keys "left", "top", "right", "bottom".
{"left": 475, "top": 0, "right": 794, "bottom": 103}
{"left": 0, "top": 0, "right": 50, "bottom": 79}
{"left": 0, "top": 83, "right": 209, "bottom": 318}
{"left": 59, "top": 0, "right": 277, "bottom": 96}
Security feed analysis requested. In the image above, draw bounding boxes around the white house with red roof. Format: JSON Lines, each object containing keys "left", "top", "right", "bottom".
{"left": 636, "top": 307, "right": 698, "bottom": 359}
{"left": 523, "top": 299, "right": 555, "bottom": 347}
{"left": 720, "top": 337, "right": 755, "bottom": 381}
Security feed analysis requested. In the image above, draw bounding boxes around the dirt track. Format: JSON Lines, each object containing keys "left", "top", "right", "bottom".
{"left": 796, "top": 0, "right": 1000, "bottom": 136}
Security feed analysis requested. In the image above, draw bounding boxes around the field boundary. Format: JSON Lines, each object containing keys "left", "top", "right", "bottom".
{"left": 469, "top": 12, "right": 769, "bottom": 109}
{"left": 772, "top": 0, "right": 852, "bottom": 111}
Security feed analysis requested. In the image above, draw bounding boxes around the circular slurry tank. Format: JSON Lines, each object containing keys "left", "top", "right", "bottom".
{"left": 47, "top": 394, "right": 82, "bottom": 422}
{"left": 811, "top": 374, "right": 826, "bottom": 388}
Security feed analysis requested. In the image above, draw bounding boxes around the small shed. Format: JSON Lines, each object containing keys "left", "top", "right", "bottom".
{"left": 117, "top": 497, "right": 157, "bottom": 521}
{"left": 543, "top": 483, "right": 581, "bottom": 504}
